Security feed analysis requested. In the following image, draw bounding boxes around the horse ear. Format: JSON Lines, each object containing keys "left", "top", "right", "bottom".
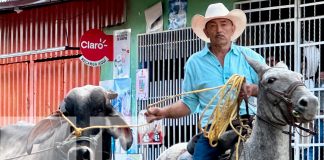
{"left": 26, "top": 113, "right": 65, "bottom": 154}
{"left": 274, "top": 61, "right": 289, "bottom": 70}
{"left": 243, "top": 53, "right": 270, "bottom": 77}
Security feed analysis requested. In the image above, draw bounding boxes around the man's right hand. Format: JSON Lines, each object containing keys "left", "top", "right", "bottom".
{"left": 144, "top": 107, "right": 165, "bottom": 123}
{"left": 144, "top": 100, "right": 191, "bottom": 123}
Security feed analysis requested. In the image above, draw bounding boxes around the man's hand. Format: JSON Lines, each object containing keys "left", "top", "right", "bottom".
{"left": 144, "top": 107, "right": 165, "bottom": 123}
{"left": 144, "top": 100, "right": 191, "bottom": 123}
{"left": 240, "top": 83, "right": 258, "bottom": 98}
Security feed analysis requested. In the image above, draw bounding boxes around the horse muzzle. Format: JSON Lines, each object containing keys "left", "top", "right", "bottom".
{"left": 293, "top": 95, "right": 319, "bottom": 122}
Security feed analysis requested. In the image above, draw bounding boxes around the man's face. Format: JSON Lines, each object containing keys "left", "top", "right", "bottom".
{"left": 204, "top": 18, "right": 234, "bottom": 45}
{"left": 266, "top": 56, "right": 277, "bottom": 66}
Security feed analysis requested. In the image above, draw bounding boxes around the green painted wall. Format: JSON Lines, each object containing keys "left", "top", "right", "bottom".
{"left": 101, "top": 0, "right": 237, "bottom": 112}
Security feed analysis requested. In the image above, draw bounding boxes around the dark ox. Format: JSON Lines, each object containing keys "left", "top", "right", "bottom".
{"left": 0, "top": 85, "right": 133, "bottom": 160}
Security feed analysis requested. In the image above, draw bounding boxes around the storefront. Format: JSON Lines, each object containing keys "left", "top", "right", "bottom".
{"left": 0, "top": 0, "right": 125, "bottom": 125}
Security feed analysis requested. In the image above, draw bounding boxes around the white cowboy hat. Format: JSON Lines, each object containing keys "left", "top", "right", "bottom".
{"left": 191, "top": 3, "right": 247, "bottom": 42}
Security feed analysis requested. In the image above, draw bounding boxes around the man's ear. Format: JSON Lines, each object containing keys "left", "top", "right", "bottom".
{"left": 231, "top": 25, "right": 235, "bottom": 35}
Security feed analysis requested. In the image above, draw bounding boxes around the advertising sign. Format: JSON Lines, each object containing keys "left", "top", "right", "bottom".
{"left": 113, "top": 29, "right": 131, "bottom": 79}
{"left": 137, "top": 110, "right": 163, "bottom": 144}
{"left": 80, "top": 29, "right": 113, "bottom": 67}
{"left": 136, "top": 69, "right": 149, "bottom": 100}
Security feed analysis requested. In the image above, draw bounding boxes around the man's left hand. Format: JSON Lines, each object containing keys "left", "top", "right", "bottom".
{"left": 240, "top": 84, "right": 258, "bottom": 98}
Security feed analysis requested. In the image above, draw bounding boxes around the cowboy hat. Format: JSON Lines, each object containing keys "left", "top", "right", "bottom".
{"left": 191, "top": 3, "right": 247, "bottom": 42}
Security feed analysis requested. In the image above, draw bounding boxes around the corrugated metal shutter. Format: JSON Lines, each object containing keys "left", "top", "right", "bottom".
{"left": 0, "top": 57, "right": 100, "bottom": 126}
{"left": 32, "top": 58, "right": 100, "bottom": 123}
{"left": 0, "top": 0, "right": 123, "bottom": 126}
{"left": 0, "top": 0, "right": 125, "bottom": 64}
{"left": 0, "top": 62, "right": 29, "bottom": 126}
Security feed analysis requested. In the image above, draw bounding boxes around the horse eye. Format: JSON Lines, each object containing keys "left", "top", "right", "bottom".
{"left": 267, "top": 78, "right": 277, "bottom": 84}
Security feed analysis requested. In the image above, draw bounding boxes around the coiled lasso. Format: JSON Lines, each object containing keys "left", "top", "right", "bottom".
{"left": 199, "top": 74, "right": 246, "bottom": 147}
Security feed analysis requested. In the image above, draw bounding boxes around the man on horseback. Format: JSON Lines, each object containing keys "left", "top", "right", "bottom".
{"left": 145, "top": 3, "right": 265, "bottom": 160}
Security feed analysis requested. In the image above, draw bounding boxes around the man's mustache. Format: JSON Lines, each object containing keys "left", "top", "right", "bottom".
{"left": 215, "top": 33, "right": 225, "bottom": 38}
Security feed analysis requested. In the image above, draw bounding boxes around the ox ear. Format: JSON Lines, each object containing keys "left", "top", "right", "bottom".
{"left": 59, "top": 101, "right": 69, "bottom": 115}
{"left": 106, "top": 90, "right": 118, "bottom": 100}
{"left": 59, "top": 98, "right": 75, "bottom": 116}
{"left": 26, "top": 112, "right": 65, "bottom": 154}
{"left": 105, "top": 110, "right": 133, "bottom": 151}
{"left": 243, "top": 53, "right": 270, "bottom": 77}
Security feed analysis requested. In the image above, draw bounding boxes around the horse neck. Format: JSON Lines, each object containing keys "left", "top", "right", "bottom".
{"left": 243, "top": 102, "right": 291, "bottom": 160}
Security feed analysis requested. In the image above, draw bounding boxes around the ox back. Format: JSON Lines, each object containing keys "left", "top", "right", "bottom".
{"left": 0, "top": 121, "right": 113, "bottom": 160}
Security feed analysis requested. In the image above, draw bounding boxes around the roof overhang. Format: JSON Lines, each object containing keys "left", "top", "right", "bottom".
{"left": 0, "top": 0, "right": 69, "bottom": 13}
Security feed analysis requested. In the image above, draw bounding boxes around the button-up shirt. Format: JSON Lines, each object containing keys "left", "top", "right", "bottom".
{"left": 182, "top": 43, "right": 265, "bottom": 127}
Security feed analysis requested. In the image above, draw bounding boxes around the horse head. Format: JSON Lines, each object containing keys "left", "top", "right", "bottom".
{"left": 245, "top": 56, "right": 319, "bottom": 126}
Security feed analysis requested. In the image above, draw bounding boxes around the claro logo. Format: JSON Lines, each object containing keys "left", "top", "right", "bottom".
{"left": 79, "top": 29, "right": 113, "bottom": 67}
{"left": 81, "top": 38, "right": 108, "bottom": 50}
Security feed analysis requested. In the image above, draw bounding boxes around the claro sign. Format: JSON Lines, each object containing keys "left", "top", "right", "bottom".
{"left": 79, "top": 29, "right": 113, "bottom": 67}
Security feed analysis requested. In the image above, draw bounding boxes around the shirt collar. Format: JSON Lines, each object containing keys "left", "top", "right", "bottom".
{"left": 202, "top": 42, "right": 238, "bottom": 56}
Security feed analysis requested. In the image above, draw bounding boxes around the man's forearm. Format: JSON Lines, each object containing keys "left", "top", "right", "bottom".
{"left": 162, "top": 100, "right": 191, "bottom": 119}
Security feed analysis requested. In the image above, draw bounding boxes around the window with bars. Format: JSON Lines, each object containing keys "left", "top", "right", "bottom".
{"left": 234, "top": 1, "right": 324, "bottom": 160}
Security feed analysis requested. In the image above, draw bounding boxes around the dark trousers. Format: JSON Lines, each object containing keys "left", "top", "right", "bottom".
{"left": 192, "top": 115, "right": 253, "bottom": 160}
{"left": 193, "top": 133, "right": 223, "bottom": 160}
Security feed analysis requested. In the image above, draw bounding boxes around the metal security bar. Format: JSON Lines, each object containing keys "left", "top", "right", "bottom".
{"left": 137, "top": 28, "right": 204, "bottom": 160}
{"left": 234, "top": 0, "right": 324, "bottom": 160}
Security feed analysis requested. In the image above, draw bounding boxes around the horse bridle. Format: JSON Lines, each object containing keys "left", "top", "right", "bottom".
{"left": 257, "top": 67, "right": 317, "bottom": 160}
{"left": 258, "top": 68, "right": 316, "bottom": 135}
{"left": 259, "top": 68, "right": 302, "bottom": 125}
{"left": 260, "top": 80, "right": 304, "bottom": 126}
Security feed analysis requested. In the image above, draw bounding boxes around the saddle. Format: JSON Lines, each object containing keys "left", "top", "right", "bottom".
{"left": 187, "top": 117, "right": 253, "bottom": 159}
{"left": 187, "top": 130, "right": 238, "bottom": 155}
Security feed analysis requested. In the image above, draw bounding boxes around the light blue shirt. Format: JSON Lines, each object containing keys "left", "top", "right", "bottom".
{"left": 182, "top": 43, "right": 265, "bottom": 127}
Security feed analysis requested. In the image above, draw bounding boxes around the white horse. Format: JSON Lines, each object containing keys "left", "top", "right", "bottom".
{"left": 157, "top": 57, "right": 319, "bottom": 160}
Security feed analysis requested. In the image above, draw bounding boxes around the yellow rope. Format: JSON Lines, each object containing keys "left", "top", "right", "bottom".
{"left": 59, "top": 86, "right": 223, "bottom": 137}
{"left": 59, "top": 111, "right": 149, "bottom": 137}
{"left": 199, "top": 74, "right": 246, "bottom": 147}
{"left": 60, "top": 86, "right": 221, "bottom": 137}
{"left": 59, "top": 85, "right": 223, "bottom": 137}
{"left": 59, "top": 74, "right": 247, "bottom": 144}
{"left": 147, "top": 86, "right": 222, "bottom": 108}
